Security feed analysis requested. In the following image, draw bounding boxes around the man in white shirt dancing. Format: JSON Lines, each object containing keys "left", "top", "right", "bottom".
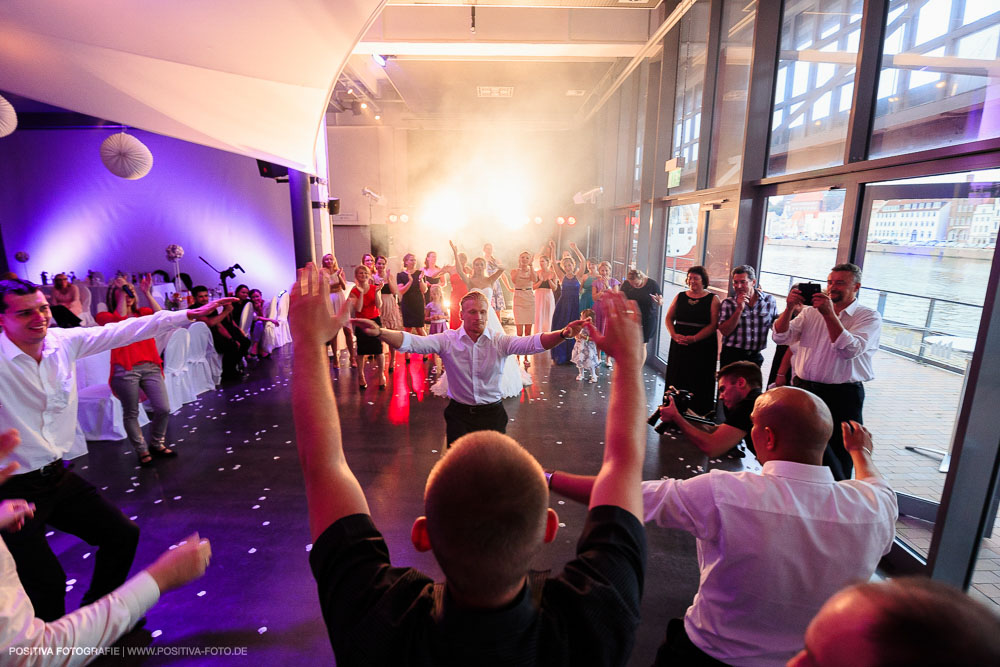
{"left": 771, "top": 262, "right": 881, "bottom": 480}
{"left": 355, "top": 290, "right": 587, "bottom": 445}
{"left": 0, "top": 277, "right": 233, "bottom": 621}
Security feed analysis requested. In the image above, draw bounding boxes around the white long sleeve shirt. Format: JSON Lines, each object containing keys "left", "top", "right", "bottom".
{"left": 398, "top": 328, "right": 545, "bottom": 405}
{"left": 0, "top": 310, "right": 190, "bottom": 472}
{"left": 770, "top": 299, "right": 881, "bottom": 384}
{"left": 0, "top": 540, "right": 159, "bottom": 666}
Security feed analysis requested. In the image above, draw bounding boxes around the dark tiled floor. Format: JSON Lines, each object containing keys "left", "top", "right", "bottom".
{"left": 49, "top": 346, "right": 750, "bottom": 666}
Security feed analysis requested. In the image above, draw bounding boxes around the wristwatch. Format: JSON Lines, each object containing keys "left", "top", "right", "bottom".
{"left": 560, "top": 328, "right": 572, "bottom": 340}
{"left": 544, "top": 470, "right": 554, "bottom": 488}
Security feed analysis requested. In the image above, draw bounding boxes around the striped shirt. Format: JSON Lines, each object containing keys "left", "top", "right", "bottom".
{"left": 719, "top": 290, "right": 778, "bottom": 352}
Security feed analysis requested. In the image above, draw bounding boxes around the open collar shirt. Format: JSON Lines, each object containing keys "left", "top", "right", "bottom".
{"left": 0, "top": 310, "right": 189, "bottom": 472}
{"left": 719, "top": 289, "right": 778, "bottom": 352}
{"left": 770, "top": 299, "right": 881, "bottom": 384}
{"left": 642, "top": 461, "right": 897, "bottom": 666}
{"left": 398, "top": 327, "right": 544, "bottom": 405}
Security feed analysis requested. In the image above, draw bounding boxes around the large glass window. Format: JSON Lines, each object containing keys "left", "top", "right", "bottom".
{"left": 856, "top": 169, "right": 1000, "bottom": 569}
{"left": 768, "top": 0, "right": 864, "bottom": 176}
{"left": 870, "top": 1, "right": 1000, "bottom": 158}
{"left": 708, "top": 0, "right": 756, "bottom": 187}
{"left": 669, "top": 1, "right": 710, "bottom": 194}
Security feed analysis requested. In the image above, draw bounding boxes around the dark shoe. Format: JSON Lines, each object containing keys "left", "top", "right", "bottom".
{"left": 359, "top": 382, "right": 368, "bottom": 391}
{"left": 138, "top": 452, "right": 154, "bottom": 467}
{"left": 150, "top": 444, "right": 177, "bottom": 458}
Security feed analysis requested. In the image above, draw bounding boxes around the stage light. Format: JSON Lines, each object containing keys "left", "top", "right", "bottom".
{"left": 567, "top": 216, "right": 577, "bottom": 226}
{"left": 374, "top": 114, "right": 381, "bottom": 121}
{"left": 556, "top": 216, "right": 565, "bottom": 225}
{"left": 534, "top": 216, "right": 543, "bottom": 225}
{"left": 347, "top": 88, "right": 354, "bottom": 95}
{"left": 372, "top": 54, "right": 387, "bottom": 67}
{"left": 400, "top": 213, "right": 409, "bottom": 223}
{"left": 360, "top": 102, "right": 368, "bottom": 110}
{"left": 388, "top": 214, "right": 398, "bottom": 223}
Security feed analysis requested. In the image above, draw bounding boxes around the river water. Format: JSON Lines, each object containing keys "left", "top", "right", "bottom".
{"left": 759, "top": 244, "right": 995, "bottom": 338}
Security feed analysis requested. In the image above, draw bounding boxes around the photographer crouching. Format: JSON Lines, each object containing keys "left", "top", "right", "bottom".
{"left": 652, "top": 361, "right": 763, "bottom": 459}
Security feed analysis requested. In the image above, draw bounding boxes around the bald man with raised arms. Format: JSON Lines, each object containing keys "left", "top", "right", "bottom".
{"left": 549, "top": 387, "right": 898, "bottom": 666}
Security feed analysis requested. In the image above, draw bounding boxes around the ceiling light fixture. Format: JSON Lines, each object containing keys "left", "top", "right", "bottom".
{"left": 372, "top": 54, "right": 387, "bottom": 67}
{"left": 360, "top": 102, "right": 368, "bottom": 110}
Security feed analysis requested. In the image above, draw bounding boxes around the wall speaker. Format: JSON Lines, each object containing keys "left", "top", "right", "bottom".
{"left": 256, "top": 160, "right": 288, "bottom": 179}
{"left": 329, "top": 198, "right": 341, "bottom": 215}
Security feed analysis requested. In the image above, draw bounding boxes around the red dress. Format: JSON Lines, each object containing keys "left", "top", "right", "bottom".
{"left": 448, "top": 271, "right": 468, "bottom": 330}
{"left": 350, "top": 285, "right": 382, "bottom": 356}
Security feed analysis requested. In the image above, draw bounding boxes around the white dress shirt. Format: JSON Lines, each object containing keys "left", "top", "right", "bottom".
{"left": 0, "top": 310, "right": 190, "bottom": 472}
{"left": 642, "top": 461, "right": 897, "bottom": 666}
{"left": 398, "top": 328, "right": 545, "bottom": 405}
{"left": 771, "top": 299, "right": 881, "bottom": 384}
{"left": 0, "top": 540, "right": 159, "bottom": 666}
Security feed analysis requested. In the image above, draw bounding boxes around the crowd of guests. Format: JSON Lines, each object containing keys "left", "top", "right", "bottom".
{"left": 1, "top": 251, "right": 998, "bottom": 665}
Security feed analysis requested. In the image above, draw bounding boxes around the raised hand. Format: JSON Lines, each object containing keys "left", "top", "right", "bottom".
{"left": 0, "top": 429, "right": 21, "bottom": 485}
{"left": 586, "top": 292, "right": 643, "bottom": 368}
{"left": 288, "top": 263, "right": 350, "bottom": 346}
{"left": 145, "top": 533, "right": 212, "bottom": 594}
{"left": 0, "top": 499, "right": 35, "bottom": 532}
{"left": 842, "top": 421, "right": 874, "bottom": 456}
{"left": 140, "top": 273, "right": 153, "bottom": 294}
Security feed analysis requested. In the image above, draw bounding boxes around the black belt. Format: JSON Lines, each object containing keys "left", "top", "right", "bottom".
{"left": 19, "top": 459, "right": 67, "bottom": 479}
{"left": 794, "top": 378, "right": 863, "bottom": 391}
{"left": 448, "top": 399, "right": 502, "bottom": 414}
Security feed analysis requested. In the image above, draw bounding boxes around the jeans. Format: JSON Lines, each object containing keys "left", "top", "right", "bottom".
{"left": 109, "top": 362, "right": 170, "bottom": 455}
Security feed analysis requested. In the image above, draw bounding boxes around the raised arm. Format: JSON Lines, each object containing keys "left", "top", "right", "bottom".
{"left": 842, "top": 421, "right": 884, "bottom": 483}
{"left": 569, "top": 242, "right": 587, "bottom": 280}
{"left": 583, "top": 292, "right": 646, "bottom": 518}
{"left": 290, "top": 263, "right": 370, "bottom": 540}
{"left": 139, "top": 274, "right": 161, "bottom": 313}
{"left": 450, "top": 240, "right": 472, "bottom": 283}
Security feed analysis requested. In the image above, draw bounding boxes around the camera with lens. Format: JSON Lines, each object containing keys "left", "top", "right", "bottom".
{"left": 648, "top": 386, "right": 696, "bottom": 434}
{"left": 795, "top": 282, "right": 822, "bottom": 302}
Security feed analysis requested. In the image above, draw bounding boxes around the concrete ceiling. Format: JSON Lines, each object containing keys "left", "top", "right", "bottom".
{"left": 330, "top": 2, "right": 667, "bottom": 130}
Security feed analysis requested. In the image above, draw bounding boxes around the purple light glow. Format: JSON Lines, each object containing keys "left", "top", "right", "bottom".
{"left": 0, "top": 128, "right": 296, "bottom": 299}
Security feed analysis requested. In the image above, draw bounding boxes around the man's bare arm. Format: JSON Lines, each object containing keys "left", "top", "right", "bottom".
{"left": 548, "top": 471, "right": 597, "bottom": 505}
{"left": 586, "top": 293, "right": 647, "bottom": 519}
{"left": 842, "top": 421, "right": 884, "bottom": 482}
{"left": 290, "top": 264, "right": 370, "bottom": 541}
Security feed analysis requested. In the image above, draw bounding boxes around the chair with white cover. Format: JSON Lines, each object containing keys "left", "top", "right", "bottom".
{"left": 74, "top": 282, "right": 97, "bottom": 326}
{"left": 186, "top": 321, "right": 217, "bottom": 395}
{"left": 274, "top": 290, "right": 291, "bottom": 348}
{"left": 96, "top": 302, "right": 108, "bottom": 314}
{"left": 161, "top": 328, "right": 197, "bottom": 412}
{"left": 238, "top": 301, "right": 254, "bottom": 336}
{"left": 75, "top": 349, "right": 150, "bottom": 441}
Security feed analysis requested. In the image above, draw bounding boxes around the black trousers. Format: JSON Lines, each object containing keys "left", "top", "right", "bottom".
{"left": 0, "top": 465, "right": 140, "bottom": 621}
{"left": 719, "top": 346, "right": 764, "bottom": 369}
{"left": 444, "top": 400, "right": 508, "bottom": 446}
{"left": 654, "top": 618, "right": 730, "bottom": 666}
{"left": 793, "top": 378, "right": 865, "bottom": 481}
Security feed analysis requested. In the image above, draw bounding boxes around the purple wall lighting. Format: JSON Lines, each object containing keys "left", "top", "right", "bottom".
{"left": 0, "top": 128, "right": 297, "bottom": 299}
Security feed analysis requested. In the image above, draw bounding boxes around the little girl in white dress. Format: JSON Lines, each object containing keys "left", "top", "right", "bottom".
{"left": 572, "top": 308, "right": 599, "bottom": 382}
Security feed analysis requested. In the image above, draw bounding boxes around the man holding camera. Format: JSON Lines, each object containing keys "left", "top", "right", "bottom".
{"left": 717, "top": 266, "right": 777, "bottom": 368}
{"left": 772, "top": 263, "right": 881, "bottom": 481}
{"left": 657, "top": 361, "right": 763, "bottom": 458}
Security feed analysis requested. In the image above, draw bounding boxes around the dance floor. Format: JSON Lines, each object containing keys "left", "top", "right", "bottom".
{"left": 49, "top": 346, "right": 751, "bottom": 665}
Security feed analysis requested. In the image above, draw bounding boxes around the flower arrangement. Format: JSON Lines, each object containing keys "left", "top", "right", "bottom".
{"left": 165, "top": 244, "right": 185, "bottom": 262}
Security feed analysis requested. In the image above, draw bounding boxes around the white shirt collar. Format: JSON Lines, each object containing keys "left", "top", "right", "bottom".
{"left": 761, "top": 459, "right": 835, "bottom": 483}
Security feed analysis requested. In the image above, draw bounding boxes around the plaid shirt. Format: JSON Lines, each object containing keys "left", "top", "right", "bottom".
{"left": 719, "top": 289, "right": 778, "bottom": 352}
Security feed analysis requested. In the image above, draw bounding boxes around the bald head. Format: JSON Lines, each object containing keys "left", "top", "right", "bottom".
{"left": 423, "top": 431, "right": 550, "bottom": 603}
{"left": 751, "top": 387, "right": 833, "bottom": 463}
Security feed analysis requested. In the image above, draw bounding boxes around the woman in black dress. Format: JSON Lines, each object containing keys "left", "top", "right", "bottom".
{"left": 397, "top": 252, "right": 427, "bottom": 364}
{"left": 664, "top": 265, "right": 720, "bottom": 415}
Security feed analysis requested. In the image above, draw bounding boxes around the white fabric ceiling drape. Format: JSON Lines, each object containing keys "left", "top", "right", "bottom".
{"left": 0, "top": 0, "right": 385, "bottom": 173}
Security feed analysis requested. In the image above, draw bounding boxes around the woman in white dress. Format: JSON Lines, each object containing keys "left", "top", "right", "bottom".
{"left": 533, "top": 254, "right": 557, "bottom": 335}
{"left": 322, "top": 253, "right": 356, "bottom": 367}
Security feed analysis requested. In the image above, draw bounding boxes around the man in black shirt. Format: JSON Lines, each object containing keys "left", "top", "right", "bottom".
{"left": 289, "top": 263, "right": 649, "bottom": 666}
{"left": 657, "top": 361, "right": 762, "bottom": 457}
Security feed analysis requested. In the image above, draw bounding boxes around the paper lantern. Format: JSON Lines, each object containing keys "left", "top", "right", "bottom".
{"left": 0, "top": 94, "right": 17, "bottom": 138}
{"left": 100, "top": 132, "right": 153, "bottom": 179}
